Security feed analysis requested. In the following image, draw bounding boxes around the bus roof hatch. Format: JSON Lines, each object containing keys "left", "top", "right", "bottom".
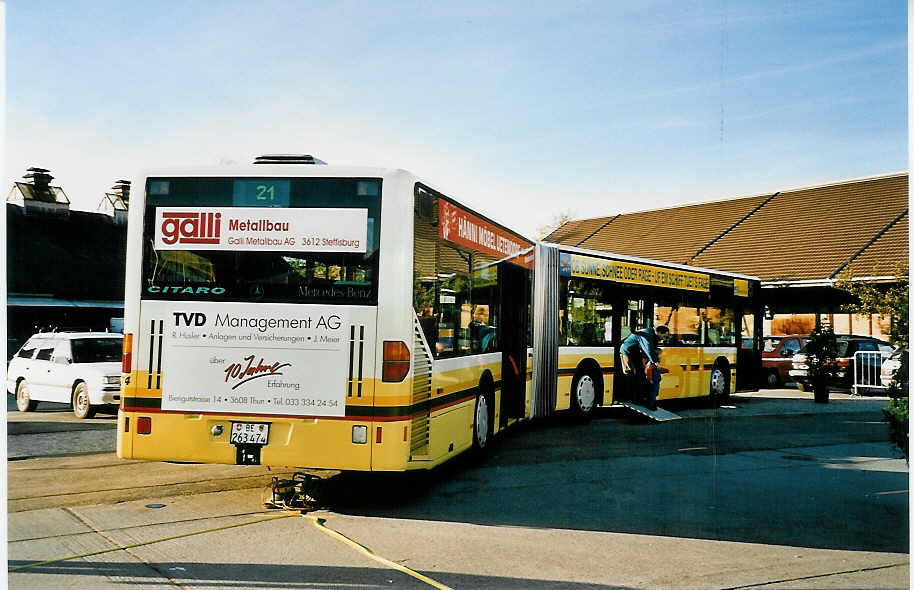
{"left": 253, "top": 154, "right": 327, "bottom": 165}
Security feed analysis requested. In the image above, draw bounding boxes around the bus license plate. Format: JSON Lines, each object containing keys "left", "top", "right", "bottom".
{"left": 230, "top": 422, "right": 270, "bottom": 445}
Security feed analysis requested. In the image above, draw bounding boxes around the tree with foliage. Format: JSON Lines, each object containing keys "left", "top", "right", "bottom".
{"left": 834, "top": 266, "right": 908, "bottom": 459}
{"left": 834, "top": 265, "right": 908, "bottom": 346}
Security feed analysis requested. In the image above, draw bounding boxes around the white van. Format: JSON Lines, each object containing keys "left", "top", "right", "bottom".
{"left": 7, "top": 332, "right": 122, "bottom": 418}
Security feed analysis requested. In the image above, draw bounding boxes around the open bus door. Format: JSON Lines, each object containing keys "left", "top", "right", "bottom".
{"left": 613, "top": 297, "right": 650, "bottom": 403}
{"left": 735, "top": 305, "right": 763, "bottom": 391}
{"left": 498, "top": 260, "right": 529, "bottom": 425}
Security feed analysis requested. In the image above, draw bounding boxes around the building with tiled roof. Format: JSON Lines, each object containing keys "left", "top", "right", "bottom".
{"left": 547, "top": 172, "right": 908, "bottom": 338}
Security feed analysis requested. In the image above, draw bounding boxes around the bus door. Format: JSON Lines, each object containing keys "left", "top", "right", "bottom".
{"left": 613, "top": 297, "right": 649, "bottom": 403}
{"left": 498, "top": 261, "right": 528, "bottom": 425}
{"left": 736, "top": 306, "right": 762, "bottom": 391}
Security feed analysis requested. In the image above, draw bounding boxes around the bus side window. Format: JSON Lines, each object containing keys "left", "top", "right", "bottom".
{"left": 704, "top": 307, "right": 735, "bottom": 346}
{"left": 655, "top": 303, "right": 700, "bottom": 346}
{"left": 470, "top": 265, "right": 498, "bottom": 354}
{"left": 437, "top": 272, "right": 471, "bottom": 356}
{"left": 413, "top": 188, "right": 439, "bottom": 353}
{"left": 563, "top": 281, "right": 611, "bottom": 347}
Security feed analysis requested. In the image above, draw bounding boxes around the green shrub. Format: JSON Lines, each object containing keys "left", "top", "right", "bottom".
{"left": 884, "top": 382, "right": 909, "bottom": 461}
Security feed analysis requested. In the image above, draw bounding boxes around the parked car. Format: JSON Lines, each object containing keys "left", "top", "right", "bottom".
{"left": 881, "top": 345, "right": 908, "bottom": 390}
{"left": 789, "top": 335, "right": 893, "bottom": 392}
{"left": 7, "top": 332, "right": 122, "bottom": 418}
{"left": 761, "top": 335, "right": 807, "bottom": 387}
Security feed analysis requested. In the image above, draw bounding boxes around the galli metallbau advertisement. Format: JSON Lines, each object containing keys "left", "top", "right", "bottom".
{"left": 154, "top": 206, "right": 367, "bottom": 253}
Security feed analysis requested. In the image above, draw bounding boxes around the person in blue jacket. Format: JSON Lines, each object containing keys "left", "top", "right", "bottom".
{"left": 620, "top": 325, "right": 670, "bottom": 410}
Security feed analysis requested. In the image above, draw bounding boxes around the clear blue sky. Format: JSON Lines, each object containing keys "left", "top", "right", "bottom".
{"left": 5, "top": 1, "right": 907, "bottom": 237}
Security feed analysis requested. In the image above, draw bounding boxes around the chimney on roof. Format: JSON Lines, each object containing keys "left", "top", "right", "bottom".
{"left": 24, "top": 167, "right": 54, "bottom": 197}
{"left": 112, "top": 180, "right": 131, "bottom": 205}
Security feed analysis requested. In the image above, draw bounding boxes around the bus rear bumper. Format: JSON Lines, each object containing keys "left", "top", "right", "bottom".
{"left": 116, "top": 411, "right": 380, "bottom": 470}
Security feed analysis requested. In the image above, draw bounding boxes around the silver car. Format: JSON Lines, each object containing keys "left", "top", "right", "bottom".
{"left": 7, "top": 332, "right": 122, "bottom": 419}
{"left": 881, "top": 346, "right": 908, "bottom": 389}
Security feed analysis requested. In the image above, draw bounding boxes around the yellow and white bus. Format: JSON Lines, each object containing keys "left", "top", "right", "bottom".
{"left": 117, "top": 156, "right": 536, "bottom": 470}
{"left": 116, "top": 156, "right": 761, "bottom": 471}
{"left": 528, "top": 243, "right": 762, "bottom": 419}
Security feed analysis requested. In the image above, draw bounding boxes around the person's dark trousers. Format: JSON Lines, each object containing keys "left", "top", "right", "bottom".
{"left": 624, "top": 354, "right": 646, "bottom": 404}
{"left": 645, "top": 377, "right": 659, "bottom": 411}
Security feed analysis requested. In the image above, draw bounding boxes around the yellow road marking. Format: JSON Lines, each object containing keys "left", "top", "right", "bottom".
{"left": 9, "top": 512, "right": 298, "bottom": 572}
{"left": 307, "top": 514, "right": 453, "bottom": 590}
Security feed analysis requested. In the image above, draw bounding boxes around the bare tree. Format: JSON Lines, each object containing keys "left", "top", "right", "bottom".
{"left": 536, "top": 209, "right": 575, "bottom": 240}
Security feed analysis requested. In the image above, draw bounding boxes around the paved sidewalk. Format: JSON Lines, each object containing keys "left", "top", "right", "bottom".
{"left": 8, "top": 488, "right": 910, "bottom": 589}
{"left": 8, "top": 453, "right": 301, "bottom": 513}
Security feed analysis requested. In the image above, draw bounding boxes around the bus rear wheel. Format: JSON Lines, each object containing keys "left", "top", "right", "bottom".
{"left": 472, "top": 391, "right": 491, "bottom": 452}
{"left": 571, "top": 370, "right": 598, "bottom": 421}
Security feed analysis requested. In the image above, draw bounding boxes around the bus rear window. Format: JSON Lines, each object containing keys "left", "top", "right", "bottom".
{"left": 142, "top": 177, "right": 381, "bottom": 305}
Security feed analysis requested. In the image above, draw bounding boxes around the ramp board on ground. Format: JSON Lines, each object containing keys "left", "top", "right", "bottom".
{"left": 618, "top": 401, "right": 682, "bottom": 421}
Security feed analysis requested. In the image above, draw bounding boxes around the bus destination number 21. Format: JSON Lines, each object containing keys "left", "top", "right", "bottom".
{"left": 255, "top": 184, "right": 276, "bottom": 201}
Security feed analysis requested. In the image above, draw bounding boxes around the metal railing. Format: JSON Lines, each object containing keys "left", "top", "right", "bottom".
{"left": 852, "top": 351, "right": 890, "bottom": 394}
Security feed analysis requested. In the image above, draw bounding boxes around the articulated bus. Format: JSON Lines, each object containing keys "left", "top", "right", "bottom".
{"left": 528, "top": 243, "right": 762, "bottom": 419}
{"left": 117, "top": 156, "right": 761, "bottom": 471}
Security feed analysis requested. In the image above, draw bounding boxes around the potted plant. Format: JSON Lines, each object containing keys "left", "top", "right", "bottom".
{"left": 805, "top": 327, "right": 839, "bottom": 403}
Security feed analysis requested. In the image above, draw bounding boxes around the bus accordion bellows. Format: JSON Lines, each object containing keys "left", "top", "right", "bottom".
{"left": 117, "top": 160, "right": 761, "bottom": 471}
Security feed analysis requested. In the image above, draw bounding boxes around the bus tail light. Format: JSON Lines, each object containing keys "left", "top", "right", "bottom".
{"left": 382, "top": 341, "right": 410, "bottom": 382}
{"left": 137, "top": 416, "right": 152, "bottom": 435}
{"left": 122, "top": 333, "right": 134, "bottom": 373}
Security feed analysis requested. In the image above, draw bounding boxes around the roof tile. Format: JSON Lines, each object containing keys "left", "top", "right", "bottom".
{"left": 549, "top": 173, "right": 907, "bottom": 282}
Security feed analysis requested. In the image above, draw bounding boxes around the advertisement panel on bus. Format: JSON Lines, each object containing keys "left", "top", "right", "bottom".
{"left": 142, "top": 301, "right": 350, "bottom": 417}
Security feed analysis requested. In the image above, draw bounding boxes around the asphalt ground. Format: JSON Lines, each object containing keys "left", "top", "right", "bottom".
{"left": 4, "top": 387, "right": 891, "bottom": 460}
{"left": 6, "top": 390, "right": 911, "bottom": 589}
{"left": 7, "top": 395, "right": 117, "bottom": 460}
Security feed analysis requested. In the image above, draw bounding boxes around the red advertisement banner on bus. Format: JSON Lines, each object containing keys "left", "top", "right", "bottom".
{"left": 438, "top": 199, "right": 532, "bottom": 261}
